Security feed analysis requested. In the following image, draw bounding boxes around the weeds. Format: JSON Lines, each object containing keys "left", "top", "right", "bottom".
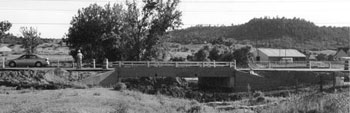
{"left": 259, "top": 91, "right": 350, "bottom": 113}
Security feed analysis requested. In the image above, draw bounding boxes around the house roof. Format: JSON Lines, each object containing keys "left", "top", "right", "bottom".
{"left": 0, "top": 46, "right": 12, "bottom": 52}
{"left": 258, "top": 48, "right": 306, "bottom": 57}
{"left": 337, "top": 47, "right": 350, "bottom": 53}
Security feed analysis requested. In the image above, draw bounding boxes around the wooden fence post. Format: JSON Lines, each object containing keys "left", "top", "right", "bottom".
{"left": 119, "top": 61, "right": 122, "bottom": 67}
{"left": 147, "top": 61, "right": 150, "bottom": 67}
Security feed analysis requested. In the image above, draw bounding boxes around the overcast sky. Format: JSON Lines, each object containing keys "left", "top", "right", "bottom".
{"left": 0, "top": 0, "right": 349, "bottom": 38}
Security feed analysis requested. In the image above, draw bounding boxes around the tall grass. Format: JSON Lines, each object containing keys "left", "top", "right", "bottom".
{"left": 259, "top": 91, "right": 350, "bottom": 113}
{"left": 0, "top": 88, "right": 223, "bottom": 113}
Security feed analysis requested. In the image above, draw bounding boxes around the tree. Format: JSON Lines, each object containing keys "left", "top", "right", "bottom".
{"left": 65, "top": 0, "right": 182, "bottom": 62}
{"left": 0, "top": 20, "right": 12, "bottom": 36}
{"left": 232, "top": 46, "right": 252, "bottom": 67}
{"left": 316, "top": 53, "right": 328, "bottom": 61}
{"left": 20, "top": 27, "right": 42, "bottom": 54}
{"left": 0, "top": 20, "right": 12, "bottom": 44}
{"left": 192, "top": 46, "right": 210, "bottom": 61}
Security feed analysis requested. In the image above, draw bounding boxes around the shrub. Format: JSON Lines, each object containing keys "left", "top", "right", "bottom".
{"left": 253, "top": 91, "right": 264, "bottom": 98}
{"left": 114, "top": 82, "right": 127, "bottom": 91}
{"left": 93, "top": 92, "right": 101, "bottom": 96}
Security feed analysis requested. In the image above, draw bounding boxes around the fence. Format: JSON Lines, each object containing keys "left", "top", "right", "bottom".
{"left": 253, "top": 61, "right": 346, "bottom": 69}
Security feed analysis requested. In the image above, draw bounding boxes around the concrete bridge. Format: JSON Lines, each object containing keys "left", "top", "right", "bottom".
{"left": 83, "top": 61, "right": 350, "bottom": 91}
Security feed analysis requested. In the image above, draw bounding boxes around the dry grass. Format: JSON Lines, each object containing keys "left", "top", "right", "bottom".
{"left": 259, "top": 91, "right": 350, "bottom": 113}
{"left": 0, "top": 88, "right": 222, "bottom": 113}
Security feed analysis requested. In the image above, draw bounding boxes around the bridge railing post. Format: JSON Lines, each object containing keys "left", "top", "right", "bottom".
{"left": 233, "top": 60, "right": 237, "bottom": 69}
{"left": 2, "top": 57, "right": 5, "bottom": 69}
{"left": 103, "top": 58, "right": 109, "bottom": 69}
{"left": 213, "top": 60, "right": 216, "bottom": 68}
{"left": 92, "top": 59, "right": 96, "bottom": 68}
{"left": 308, "top": 61, "right": 312, "bottom": 69}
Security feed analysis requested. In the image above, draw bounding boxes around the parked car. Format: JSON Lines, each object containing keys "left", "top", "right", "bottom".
{"left": 7, "top": 54, "right": 50, "bottom": 67}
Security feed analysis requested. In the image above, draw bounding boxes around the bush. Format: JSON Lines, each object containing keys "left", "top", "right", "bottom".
{"left": 253, "top": 91, "right": 264, "bottom": 98}
{"left": 114, "top": 82, "right": 127, "bottom": 91}
{"left": 170, "top": 57, "right": 186, "bottom": 61}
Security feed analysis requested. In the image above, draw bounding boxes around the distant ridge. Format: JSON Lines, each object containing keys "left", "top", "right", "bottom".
{"left": 169, "top": 17, "right": 350, "bottom": 50}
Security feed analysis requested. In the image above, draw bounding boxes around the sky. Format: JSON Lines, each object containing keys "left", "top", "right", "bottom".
{"left": 0, "top": 0, "right": 349, "bottom": 38}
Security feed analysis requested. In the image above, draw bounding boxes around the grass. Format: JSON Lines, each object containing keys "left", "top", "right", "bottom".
{"left": 0, "top": 88, "right": 221, "bottom": 113}
{"left": 0, "top": 86, "right": 348, "bottom": 113}
{"left": 258, "top": 89, "right": 350, "bottom": 113}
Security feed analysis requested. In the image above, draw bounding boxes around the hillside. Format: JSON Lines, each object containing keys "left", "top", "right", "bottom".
{"left": 169, "top": 17, "right": 350, "bottom": 50}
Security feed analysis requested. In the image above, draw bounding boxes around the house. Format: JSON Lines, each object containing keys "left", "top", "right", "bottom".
{"left": 334, "top": 47, "right": 350, "bottom": 60}
{"left": 0, "top": 46, "right": 12, "bottom": 56}
{"left": 254, "top": 48, "right": 306, "bottom": 62}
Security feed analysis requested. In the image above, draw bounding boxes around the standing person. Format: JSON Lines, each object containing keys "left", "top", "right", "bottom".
{"left": 77, "top": 49, "right": 83, "bottom": 69}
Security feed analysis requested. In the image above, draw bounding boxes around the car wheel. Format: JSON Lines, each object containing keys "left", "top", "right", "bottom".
{"left": 9, "top": 62, "right": 16, "bottom": 67}
{"left": 35, "top": 62, "right": 42, "bottom": 67}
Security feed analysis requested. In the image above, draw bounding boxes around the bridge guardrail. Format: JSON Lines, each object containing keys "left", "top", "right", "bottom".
{"left": 112, "top": 61, "right": 237, "bottom": 68}
{"left": 254, "top": 61, "right": 346, "bottom": 69}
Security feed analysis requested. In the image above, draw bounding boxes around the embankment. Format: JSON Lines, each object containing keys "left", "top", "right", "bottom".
{"left": 0, "top": 68, "right": 106, "bottom": 89}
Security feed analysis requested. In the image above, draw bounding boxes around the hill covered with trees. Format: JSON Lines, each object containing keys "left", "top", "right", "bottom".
{"left": 169, "top": 17, "right": 350, "bottom": 50}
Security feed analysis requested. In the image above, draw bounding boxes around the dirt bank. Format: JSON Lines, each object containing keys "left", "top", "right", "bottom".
{"left": 0, "top": 68, "right": 101, "bottom": 89}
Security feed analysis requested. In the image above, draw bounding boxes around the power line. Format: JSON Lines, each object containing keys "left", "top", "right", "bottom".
{"left": 10, "top": 23, "right": 350, "bottom": 26}
{"left": 0, "top": 8, "right": 345, "bottom": 13}
{"left": 1, "top": 0, "right": 349, "bottom": 3}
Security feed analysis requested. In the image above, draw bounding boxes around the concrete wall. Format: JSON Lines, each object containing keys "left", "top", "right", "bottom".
{"left": 116, "top": 67, "right": 235, "bottom": 77}
{"left": 80, "top": 66, "right": 349, "bottom": 92}
{"left": 233, "top": 70, "right": 348, "bottom": 92}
